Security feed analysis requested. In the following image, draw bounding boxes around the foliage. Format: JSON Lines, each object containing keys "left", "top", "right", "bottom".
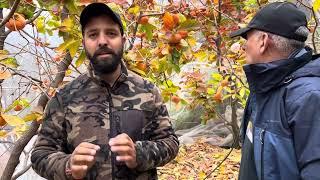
{"left": 158, "top": 139, "right": 241, "bottom": 179}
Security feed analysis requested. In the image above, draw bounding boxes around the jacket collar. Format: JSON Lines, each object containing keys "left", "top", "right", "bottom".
{"left": 87, "top": 60, "right": 128, "bottom": 89}
{"left": 243, "top": 47, "right": 313, "bottom": 93}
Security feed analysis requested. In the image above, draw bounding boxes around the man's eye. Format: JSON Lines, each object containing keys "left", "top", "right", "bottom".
{"left": 89, "top": 33, "right": 97, "bottom": 38}
{"left": 107, "top": 32, "right": 117, "bottom": 36}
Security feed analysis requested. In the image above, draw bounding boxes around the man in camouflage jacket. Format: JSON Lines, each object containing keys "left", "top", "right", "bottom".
{"left": 31, "top": 3, "right": 179, "bottom": 180}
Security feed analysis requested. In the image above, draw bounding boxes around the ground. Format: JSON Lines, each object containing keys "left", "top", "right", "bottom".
{"left": 158, "top": 139, "right": 241, "bottom": 180}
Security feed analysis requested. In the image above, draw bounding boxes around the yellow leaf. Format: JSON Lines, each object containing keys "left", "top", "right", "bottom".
{"left": 65, "top": 69, "right": 72, "bottom": 76}
{"left": 131, "top": 67, "right": 146, "bottom": 76}
{"left": 209, "top": 54, "right": 216, "bottom": 62}
{"left": 13, "top": 124, "right": 28, "bottom": 137}
{"left": 0, "top": 50, "right": 9, "bottom": 60}
{"left": 198, "top": 171, "right": 207, "bottom": 179}
{"left": 1, "top": 114, "right": 25, "bottom": 126}
{"left": 0, "top": 130, "right": 7, "bottom": 137}
{"left": 187, "top": 37, "right": 197, "bottom": 47}
{"left": 194, "top": 51, "right": 208, "bottom": 61}
{"left": 314, "top": 0, "right": 320, "bottom": 11}
{"left": 0, "top": 70, "right": 11, "bottom": 80}
{"left": 60, "top": 18, "right": 74, "bottom": 32}
{"left": 128, "top": 5, "right": 140, "bottom": 15}
{"left": 24, "top": 112, "right": 42, "bottom": 122}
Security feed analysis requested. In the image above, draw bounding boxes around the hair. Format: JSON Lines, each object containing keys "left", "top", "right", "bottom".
{"left": 256, "top": 26, "right": 309, "bottom": 56}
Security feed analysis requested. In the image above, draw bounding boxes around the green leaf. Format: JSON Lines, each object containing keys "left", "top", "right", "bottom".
{"left": 2, "top": 114, "right": 25, "bottom": 126}
{"left": 239, "top": 87, "right": 246, "bottom": 98}
{"left": 207, "top": 88, "right": 215, "bottom": 95}
{"left": 211, "top": 73, "right": 223, "bottom": 81}
{"left": 17, "top": 3, "right": 36, "bottom": 19}
{"left": 20, "top": 98, "right": 31, "bottom": 108}
{"left": 0, "top": 57, "right": 19, "bottom": 68}
{"left": 177, "top": 13, "right": 187, "bottom": 24}
{"left": 179, "top": 19, "right": 199, "bottom": 30}
{"left": 47, "top": 19, "right": 61, "bottom": 28}
{"left": 0, "top": 1, "right": 9, "bottom": 8}
{"left": 75, "top": 50, "right": 86, "bottom": 67}
{"left": 314, "top": 0, "right": 320, "bottom": 11}
{"left": 141, "top": 24, "right": 156, "bottom": 41}
{"left": 35, "top": 16, "right": 46, "bottom": 34}
{"left": 69, "top": 40, "right": 81, "bottom": 58}
{"left": 65, "top": 0, "right": 78, "bottom": 14}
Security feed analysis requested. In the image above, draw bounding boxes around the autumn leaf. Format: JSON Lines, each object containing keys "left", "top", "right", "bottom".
{"left": 314, "top": 0, "right": 320, "bottom": 12}
{"left": 0, "top": 57, "right": 19, "bottom": 68}
{"left": 0, "top": 50, "right": 9, "bottom": 60}
{"left": 163, "top": 12, "right": 174, "bottom": 30}
{"left": 0, "top": 69, "right": 11, "bottom": 80}
{"left": 0, "top": 130, "right": 7, "bottom": 137}
{"left": 1, "top": 114, "right": 25, "bottom": 126}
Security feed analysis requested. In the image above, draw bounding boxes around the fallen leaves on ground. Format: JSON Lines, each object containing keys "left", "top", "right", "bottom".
{"left": 158, "top": 139, "right": 241, "bottom": 180}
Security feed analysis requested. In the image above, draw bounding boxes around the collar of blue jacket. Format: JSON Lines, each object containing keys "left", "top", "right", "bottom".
{"left": 243, "top": 47, "right": 320, "bottom": 93}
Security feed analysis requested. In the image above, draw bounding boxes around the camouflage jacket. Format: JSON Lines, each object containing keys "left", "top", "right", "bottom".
{"left": 31, "top": 64, "right": 179, "bottom": 180}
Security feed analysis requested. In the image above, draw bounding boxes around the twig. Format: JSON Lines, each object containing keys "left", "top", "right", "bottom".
{"left": 204, "top": 146, "right": 234, "bottom": 179}
{"left": 0, "top": 0, "right": 21, "bottom": 28}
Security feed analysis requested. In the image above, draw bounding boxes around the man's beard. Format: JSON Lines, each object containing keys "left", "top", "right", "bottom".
{"left": 86, "top": 46, "right": 123, "bottom": 75}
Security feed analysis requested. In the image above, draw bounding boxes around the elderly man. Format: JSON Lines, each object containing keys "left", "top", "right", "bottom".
{"left": 230, "top": 2, "right": 320, "bottom": 180}
{"left": 31, "top": 3, "right": 179, "bottom": 180}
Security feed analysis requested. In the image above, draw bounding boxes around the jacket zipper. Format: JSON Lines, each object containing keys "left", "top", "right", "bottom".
{"left": 107, "top": 87, "right": 116, "bottom": 180}
{"left": 260, "top": 129, "right": 265, "bottom": 180}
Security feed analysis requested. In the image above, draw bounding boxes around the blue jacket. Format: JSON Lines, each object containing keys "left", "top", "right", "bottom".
{"left": 239, "top": 47, "right": 320, "bottom": 180}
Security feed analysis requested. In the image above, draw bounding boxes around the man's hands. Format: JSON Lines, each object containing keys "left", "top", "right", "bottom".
{"left": 109, "top": 133, "right": 138, "bottom": 169}
{"left": 68, "top": 134, "right": 136, "bottom": 179}
{"left": 69, "top": 142, "right": 100, "bottom": 179}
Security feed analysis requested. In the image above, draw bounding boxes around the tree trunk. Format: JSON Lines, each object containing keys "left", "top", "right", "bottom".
{"left": 231, "top": 100, "right": 240, "bottom": 149}
{"left": 0, "top": 8, "right": 6, "bottom": 50}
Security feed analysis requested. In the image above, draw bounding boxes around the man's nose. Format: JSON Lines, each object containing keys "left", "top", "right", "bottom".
{"left": 98, "top": 34, "right": 108, "bottom": 47}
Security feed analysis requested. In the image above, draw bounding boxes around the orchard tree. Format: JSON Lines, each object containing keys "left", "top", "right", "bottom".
{"left": 0, "top": 0, "right": 318, "bottom": 179}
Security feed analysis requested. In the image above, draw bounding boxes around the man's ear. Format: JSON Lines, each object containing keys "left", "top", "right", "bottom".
{"left": 259, "top": 32, "right": 269, "bottom": 54}
{"left": 122, "top": 36, "right": 126, "bottom": 46}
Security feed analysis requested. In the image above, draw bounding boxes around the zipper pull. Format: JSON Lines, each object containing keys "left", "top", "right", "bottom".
{"left": 260, "top": 129, "right": 265, "bottom": 144}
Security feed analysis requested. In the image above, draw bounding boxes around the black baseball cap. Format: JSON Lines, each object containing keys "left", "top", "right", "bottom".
{"left": 80, "top": 3, "right": 124, "bottom": 35}
{"left": 230, "top": 2, "right": 308, "bottom": 42}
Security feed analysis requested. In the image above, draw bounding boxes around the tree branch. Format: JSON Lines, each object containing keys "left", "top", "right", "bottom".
{"left": 1, "top": 52, "right": 73, "bottom": 180}
{"left": 0, "top": 0, "right": 21, "bottom": 28}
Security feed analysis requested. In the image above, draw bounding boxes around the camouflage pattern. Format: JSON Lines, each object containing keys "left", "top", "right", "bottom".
{"left": 31, "top": 63, "right": 179, "bottom": 180}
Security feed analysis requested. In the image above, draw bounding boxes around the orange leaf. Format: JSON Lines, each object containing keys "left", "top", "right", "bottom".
{"left": 0, "top": 70, "right": 11, "bottom": 80}
{"left": 163, "top": 12, "right": 174, "bottom": 30}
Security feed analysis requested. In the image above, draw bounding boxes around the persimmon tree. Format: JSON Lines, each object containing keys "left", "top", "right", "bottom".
{"left": 0, "top": 0, "right": 318, "bottom": 179}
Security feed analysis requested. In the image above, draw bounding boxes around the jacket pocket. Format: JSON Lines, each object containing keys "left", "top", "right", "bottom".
{"left": 113, "top": 110, "right": 145, "bottom": 142}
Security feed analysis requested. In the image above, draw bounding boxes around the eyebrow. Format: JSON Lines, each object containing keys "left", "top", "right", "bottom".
{"left": 85, "top": 27, "right": 119, "bottom": 34}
